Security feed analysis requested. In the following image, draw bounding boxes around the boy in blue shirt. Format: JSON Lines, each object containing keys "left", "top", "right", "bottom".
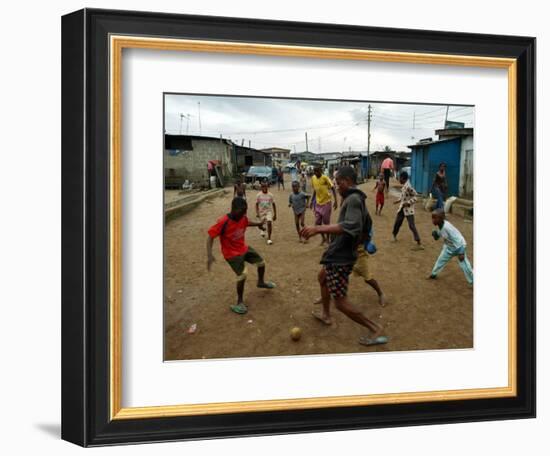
{"left": 288, "top": 181, "right": 310, "bottom": 242}
{"left": 428, "top": 209, "right": 473, "bottom": 284}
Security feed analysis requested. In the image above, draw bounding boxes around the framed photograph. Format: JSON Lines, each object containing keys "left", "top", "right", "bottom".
{"left": 62, "top": 8, "right": 535, "bottom": 447}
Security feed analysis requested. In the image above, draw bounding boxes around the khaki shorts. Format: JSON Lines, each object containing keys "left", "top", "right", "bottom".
{"left": 353, "top": 245, "right": 372, "bottom": 281}
{"left": 259, "top": 211, "right": 273, "bottom": 222}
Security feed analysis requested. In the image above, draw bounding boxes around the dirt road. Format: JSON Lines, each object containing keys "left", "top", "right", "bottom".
{"left": 164, "top": 177, "right": 473, "bottom": 360}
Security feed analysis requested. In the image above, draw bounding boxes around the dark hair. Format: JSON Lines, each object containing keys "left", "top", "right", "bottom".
{"left": 399, "top": 170, "right": 409, "bottom": 180}
{"left": 231, "top": 197, "right": 248, "bottom": 212}
{"left": 336, "top": 166, "right": 357, "bottom": 184}
{"left": 291, "top": 180, "right": 300, "bottom": 186}
{"left": 438, "top": 162, "right": 446, "bottom": 168}
{"left": 432, "top": 208, "right": 445, "bottom": 218}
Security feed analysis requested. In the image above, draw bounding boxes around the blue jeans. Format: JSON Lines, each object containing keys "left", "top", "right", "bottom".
{"left": 431, "top": 245, "right": 473, "bottom": 284}
{"left": 432, "top": 186, "right": 445, "bottom": 210}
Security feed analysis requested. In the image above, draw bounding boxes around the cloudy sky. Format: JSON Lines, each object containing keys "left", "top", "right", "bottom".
{"left": 164, "top": 94, "right": 474, "bottom": 152}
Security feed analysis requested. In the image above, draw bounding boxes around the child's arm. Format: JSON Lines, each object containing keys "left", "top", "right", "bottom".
{"left": 206, "top": 236, "right": 216, "bottom": 271}
{"left": 255, "top": 200, "right": 260, "bottom": 218}
{"left": 404, "top": 187, "right": 418, "bottom": 207}
{"left": 288, "top": 194, "right": 292, "bottom": 208}
{"left": 272, "top": 201, "right": 277, "bottom": 221}
{"left": 394, "top": 187, "right": 404, "bottom": 204}
{"left": 373, "top": 182, "right": 378, "bottom": 191}
{"left": 301, "top": 223, "right": 344, "bottom": 239}
{"left": 310, "top": 190, "right": 316, "bottom": 209}
{"left": 302, "top": 197, "right": 361, "bottom": 239}
{"left": 248, "top": 219, "right": 266, "bottom": 229}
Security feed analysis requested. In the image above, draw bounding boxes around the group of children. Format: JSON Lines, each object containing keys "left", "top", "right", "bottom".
{"left": 209, "top": 166, "right": 474, "bottom": 346}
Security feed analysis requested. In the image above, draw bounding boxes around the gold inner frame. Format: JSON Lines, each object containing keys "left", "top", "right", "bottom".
{"left": 109, "top": 35, "right": 517, "bottom": 420}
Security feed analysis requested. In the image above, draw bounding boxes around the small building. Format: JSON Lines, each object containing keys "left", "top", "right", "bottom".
{"left": 316, "top": 152, "right": 343, "bottom": 161}
{"left": 340, "top": 153, "right": 364, "bottom": 181}
{"left": 261, "top": 147, "right": 291, "bottom": 167}
{"left": 290, "top": 151, "right": 319, "bottom": 164}
{"left": 164, "top": 135, "right": 271, "bottom": 188}
{"left": 367, "top": 150, "right": 411, "bottom": 178}
{"left": 235, "top": 145, "right": 272, "bottom": 174}
{"left": 408, "top": 127, "right": 473, "bottom": 199}
{"left": 164, "top": 135, "right": 235, "bottom": 188}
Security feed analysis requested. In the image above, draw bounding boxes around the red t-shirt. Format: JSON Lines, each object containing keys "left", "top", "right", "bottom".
{"left": 207, "top": 214, "right": 249, "bottom": 259}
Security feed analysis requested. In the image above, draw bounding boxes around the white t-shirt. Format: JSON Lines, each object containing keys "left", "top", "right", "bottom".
{"left": 438, "top": 220, "right": 467, "bottom": 251}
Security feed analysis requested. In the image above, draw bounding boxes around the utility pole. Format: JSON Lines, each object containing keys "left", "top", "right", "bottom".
{"left": 198, "top": 102, "right": 202, "bottom": 135}
{"left": 413, "top": 112, "right": 416, "bottom": 130}
{"left": 180, "top": 114, "right": 191, "bottom": 134}
{"left": 444, "top": 105, "right": 449, "bottom": 127}
{"left": 367, "top": 104, "right": 372, "bottom": 178}
{"left": 305, "top": 132, "right": 309, "bottom": 152}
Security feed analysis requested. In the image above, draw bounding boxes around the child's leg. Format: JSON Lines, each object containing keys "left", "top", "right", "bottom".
{"left": 326, "top": 264, "right": 383, "bottom": 335}
{"left": 294, "top": 213, "right": 301, "bottom": 239}
{"left": 430, "top": 246, "right": 453, "bottom": 277}
{"left": 406, "top": 215, "right": 421, "bottom": 244}
{"left": 267, "top": 220, "right": 272, "bottom": 240}
{"left": 457, "top": 253, "right": 474, "bottom": 284}
{"left": 365, "top": 278, "right": 386, "bottom": 306}
{"left": 236, "top": 278, "right": 245, "bottom": 305}
{"left": 316, "top": 267, "right": 332, "bottom": 324}
{"left": 392, "top": 209, "right": 405, "bottom": 239}
{"left": 226, "top": 256, "right": 248, "bottom": 309}
{"left": 334, "top": 296, "right": 382, "bottom": 336}
{"left": 314, "top": 206, "right": 327, "bottom": 244}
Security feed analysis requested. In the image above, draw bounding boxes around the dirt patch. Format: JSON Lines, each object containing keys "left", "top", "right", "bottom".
{"left": 164, "top": 177, "right": 473, "bottom": 360}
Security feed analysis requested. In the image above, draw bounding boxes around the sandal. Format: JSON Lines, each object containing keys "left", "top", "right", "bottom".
{"left": 358, "top": 335, "right": 388, "bottom": 346}
{"left": 230, "top": 303, "right": 248, "bottom": 314}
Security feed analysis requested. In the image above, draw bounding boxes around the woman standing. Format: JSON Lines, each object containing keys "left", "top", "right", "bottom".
{"left": 432, "top": 163, "right": 448, "bottom": 210}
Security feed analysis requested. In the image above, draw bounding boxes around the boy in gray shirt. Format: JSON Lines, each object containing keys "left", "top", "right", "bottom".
{"left": 288, "top": 181, "right": 310, "bottom": 243}
{"left": 301, "top": 166, "right": 388, "bottom": 347}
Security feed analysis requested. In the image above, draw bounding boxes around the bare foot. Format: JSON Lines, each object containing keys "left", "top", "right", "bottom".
{"left": 311, "top": 310, "right": 332, "bottom": 325}
{"left": 313, "top": 297, "right": 323, "bottom": 305}
{"left": 370, "top": 322, "right": 384, "bottom": 339}
{"left": 378, "top": 293, "right": 387, "bottom": 307}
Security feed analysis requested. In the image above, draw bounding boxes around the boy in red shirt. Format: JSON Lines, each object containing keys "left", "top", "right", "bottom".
{"left": 207, "top": 197, "right": 276, "bottom": 314}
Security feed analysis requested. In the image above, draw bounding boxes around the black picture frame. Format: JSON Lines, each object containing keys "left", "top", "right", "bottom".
{"left": 62, "top": 8, "right": 535, "bottom": 447}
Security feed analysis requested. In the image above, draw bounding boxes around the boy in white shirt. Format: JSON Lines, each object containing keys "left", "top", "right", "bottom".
{"left": 428, "top": 209, "right": 473, "bottom": 284}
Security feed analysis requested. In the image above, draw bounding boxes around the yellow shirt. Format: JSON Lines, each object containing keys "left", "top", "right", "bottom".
{"left": 311, "top": 174, "right": 333, "bottom": 206}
